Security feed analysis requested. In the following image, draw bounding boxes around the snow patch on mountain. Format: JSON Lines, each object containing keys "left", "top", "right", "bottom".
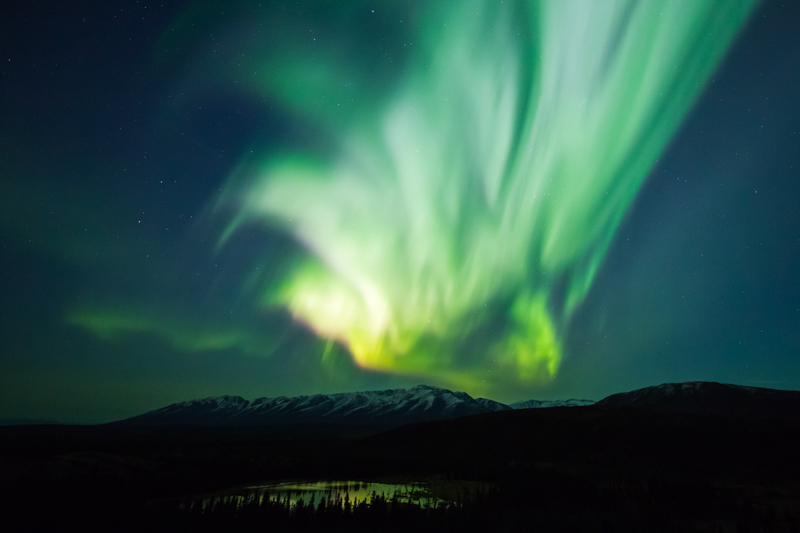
{"left": 509, "top": 399, "right": 596, "bottom": 409}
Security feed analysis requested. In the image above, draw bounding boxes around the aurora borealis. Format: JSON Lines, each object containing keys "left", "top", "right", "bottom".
{"left": 215, "top": 0, "right": 755, "bottom": 392}
{"left": 2, "top": 0, "right": 799, "bottom": 423}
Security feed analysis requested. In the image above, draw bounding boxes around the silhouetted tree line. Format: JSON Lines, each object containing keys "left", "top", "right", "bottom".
{"left": 5, "top": 474, "right": 800, "bottom": 532}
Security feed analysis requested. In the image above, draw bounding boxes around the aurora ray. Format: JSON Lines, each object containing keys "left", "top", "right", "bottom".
{"left": 216, "top": 0, "right": 756, "bottom": 393}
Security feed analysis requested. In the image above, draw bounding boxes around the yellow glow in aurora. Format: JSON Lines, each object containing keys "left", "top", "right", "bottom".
{"left": 218, "top": 0, "right": 756, "bottom": 392}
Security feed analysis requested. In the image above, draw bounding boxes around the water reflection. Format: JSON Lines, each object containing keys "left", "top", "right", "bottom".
{"left": 200, "top": 480, "right": 479, "bottom": 509}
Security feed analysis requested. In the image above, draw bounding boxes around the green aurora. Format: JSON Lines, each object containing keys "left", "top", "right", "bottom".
{"left": 207, "top": 0, "right": 757, "bottom": 394}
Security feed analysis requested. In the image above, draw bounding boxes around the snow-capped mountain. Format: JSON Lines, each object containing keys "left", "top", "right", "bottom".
{"left": 596, "top": 381, "right": 800, "bottom": 418}
{"left": 509, "top": 399, "right": 596, "bottom": 409}
{"left": 120, "top": 385, "right": 591, "bottom": 426}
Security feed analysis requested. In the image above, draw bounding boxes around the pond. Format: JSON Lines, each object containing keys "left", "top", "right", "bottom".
{"left": 198, "top": 479, "right": 486, "bottom": 509}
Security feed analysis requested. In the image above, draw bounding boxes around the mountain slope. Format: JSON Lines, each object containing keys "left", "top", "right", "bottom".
{"left": 596, "top": 381, "right": 800, "bottom": 418}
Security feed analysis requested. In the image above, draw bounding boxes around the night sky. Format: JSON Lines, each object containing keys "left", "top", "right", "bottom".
{"left": 2, "top": 0, "right": 799, "bottom": 424}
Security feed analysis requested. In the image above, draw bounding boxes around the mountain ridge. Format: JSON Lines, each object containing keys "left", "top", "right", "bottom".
{"left": 596, "top": 381, "right": 800, "bottom": 417}
{"left": 119, "top": 384, "right": 595, "bottom": 427}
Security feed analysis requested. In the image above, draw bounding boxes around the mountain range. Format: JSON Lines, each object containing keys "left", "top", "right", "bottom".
{"left": 119, "top": 380, "right": 800, "bottom": 428}
{"left": 120, "top": 384, "right": 595, "bottom": 427}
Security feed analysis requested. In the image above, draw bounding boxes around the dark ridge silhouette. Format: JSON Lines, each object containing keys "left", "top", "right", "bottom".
{"left": 596, "top": 381, "right": 800, "bottom": 418}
